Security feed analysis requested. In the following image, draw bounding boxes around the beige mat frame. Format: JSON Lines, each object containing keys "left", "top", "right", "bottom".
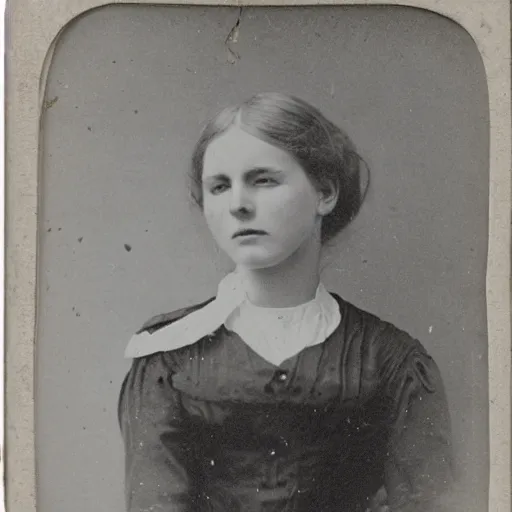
{"left": 5, "top": 0, "right": 511, "bottom": 510}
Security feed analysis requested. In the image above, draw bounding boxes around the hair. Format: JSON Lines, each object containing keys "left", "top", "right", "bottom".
{"left": 189, "top": 92, "right": 370, "bottom": 244}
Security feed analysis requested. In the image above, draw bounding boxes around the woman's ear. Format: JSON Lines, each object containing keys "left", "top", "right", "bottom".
{"left": 317, "top": 180, "right": 339, "bottom": 216}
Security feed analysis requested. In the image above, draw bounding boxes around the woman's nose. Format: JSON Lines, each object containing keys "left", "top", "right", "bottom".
{"left": 229, "top": 186, "right": 254, "bottom": 217}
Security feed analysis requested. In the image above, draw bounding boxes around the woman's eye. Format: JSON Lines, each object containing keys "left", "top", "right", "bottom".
{"left": 254, "top": 177, "right": 277, "bottom": 186}
{"left": 210, "top": 183, "right": 229, "bottom": 194}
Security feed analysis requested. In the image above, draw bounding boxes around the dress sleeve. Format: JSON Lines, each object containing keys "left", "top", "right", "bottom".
{"left": 383, "top": 346, "right": 456, "bottom": 512}
{"left": 118, "top": 352, "right": 194, "bottom": 512}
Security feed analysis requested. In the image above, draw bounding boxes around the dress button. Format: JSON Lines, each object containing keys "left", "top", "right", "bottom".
{"left": 277, "top": 371, "right": 287, "bottom": 382}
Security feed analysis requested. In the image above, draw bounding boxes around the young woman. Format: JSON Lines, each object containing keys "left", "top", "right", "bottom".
{"left": 118, "top": 92, "right": 455, "bottom": 512}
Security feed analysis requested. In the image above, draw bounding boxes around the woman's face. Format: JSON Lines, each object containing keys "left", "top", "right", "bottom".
{"left": 201, "top": 125, "right": 330, "bottom": 270}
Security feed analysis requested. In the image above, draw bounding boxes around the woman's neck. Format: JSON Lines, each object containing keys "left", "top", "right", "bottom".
{"left": 235, "top": 236, "right": 322, "bottom": 308}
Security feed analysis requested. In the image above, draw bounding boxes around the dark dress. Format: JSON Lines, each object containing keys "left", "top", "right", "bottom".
{"left": 118, "top": 293, "right": 454, "bottom": 512}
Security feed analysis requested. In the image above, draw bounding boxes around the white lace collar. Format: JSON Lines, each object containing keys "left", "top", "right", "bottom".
{"left": 125, "top": 272, "right": 341, "bottom": 359}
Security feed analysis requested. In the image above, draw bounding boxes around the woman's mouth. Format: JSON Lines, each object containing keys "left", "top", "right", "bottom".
{"left": 232, "top": 229, "right": 268, "bottom": 239}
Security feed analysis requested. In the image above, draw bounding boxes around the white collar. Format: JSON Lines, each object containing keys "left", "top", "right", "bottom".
{"left": 125, "top": 272, "right": 339, "bottom": 358}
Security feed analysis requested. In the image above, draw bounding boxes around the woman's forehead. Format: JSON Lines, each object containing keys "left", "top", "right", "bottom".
{"left": 202, "top": 126, "right": 296, "bottom": 177}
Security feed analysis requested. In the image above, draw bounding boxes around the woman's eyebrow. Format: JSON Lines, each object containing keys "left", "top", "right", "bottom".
{"left": 203, "top": 167, "right": 283, "bottom": 183}
{"left": 202, "top": 173, "right": 229, "bottom": 184}
{"left": 245, "top": 167, "right": 283, "bottom": 177}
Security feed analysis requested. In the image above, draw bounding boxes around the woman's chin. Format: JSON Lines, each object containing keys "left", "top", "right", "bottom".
{"left": 229, "top": 250, "right": 291, "bottom": 271}
{"left": 232, "top": 258, "right": 278, "bottom": 271}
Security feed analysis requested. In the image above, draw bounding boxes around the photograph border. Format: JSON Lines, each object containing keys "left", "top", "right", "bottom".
{"left": 5, "top": 0, "right": 510, "bottom": 510}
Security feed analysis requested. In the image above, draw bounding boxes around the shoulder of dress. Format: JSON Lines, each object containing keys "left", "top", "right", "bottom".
{"left": 355, "top": 310, "right": 439, "bottom": 392}
{"left": 336, "top": 295, "right": 426, "bottom": 364}
{"left": 331, "top": 295, "right": 444, "bottom": 399}
{"left": 334, "top": 295, "right": 412, "bottom": 343}
{"left": 343, "top": 298, "right": 417, "bottom": 346}
{"left": 136, "top": 296, "right": 216, "bottom": 335}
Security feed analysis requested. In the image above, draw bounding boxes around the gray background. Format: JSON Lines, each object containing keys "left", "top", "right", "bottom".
{"left": 37, "top": 5, "right": 489, "bottom": 511}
